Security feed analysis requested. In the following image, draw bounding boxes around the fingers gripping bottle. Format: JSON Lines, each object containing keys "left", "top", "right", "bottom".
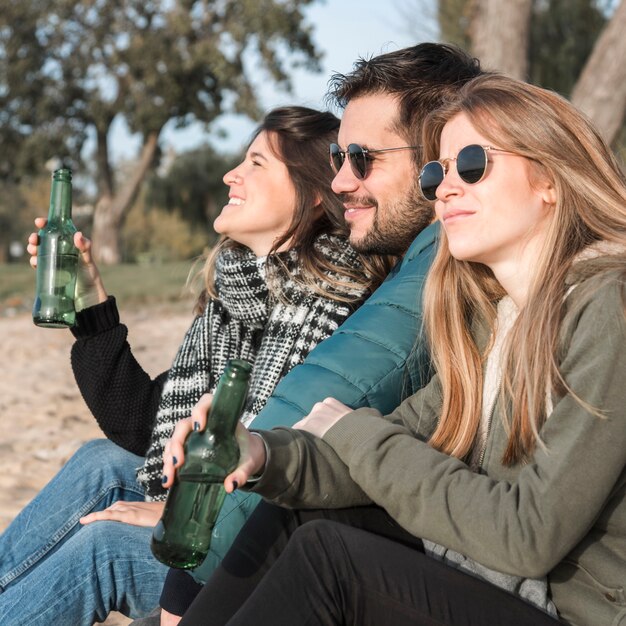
{"left": 152, "top": 359, "right": 252, "bottom": 569}
{"left": 32, "top": 167, "right": 79, "bottom": 328}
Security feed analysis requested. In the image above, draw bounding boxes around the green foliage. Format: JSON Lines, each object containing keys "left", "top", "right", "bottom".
{"left": 529, "top": 0, "right": 607, "bottom": 97}
{"left": 122, "top": 200, "right": 209, "bottom": 263}
{"left": 145, "top": 145, "right": 241, "bottom": 230}
{"left": 0, "top": 0, "right": 322, "bottom": 185}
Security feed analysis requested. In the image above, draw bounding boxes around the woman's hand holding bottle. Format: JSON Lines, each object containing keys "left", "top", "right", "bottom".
{"left": 161, "top": 392, "right": 267, "bottom": 493}
{"left": 28, "top": 217, "right": 108, "bottom": 310}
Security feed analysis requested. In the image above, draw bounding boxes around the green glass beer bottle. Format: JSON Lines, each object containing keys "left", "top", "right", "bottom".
{"left": 32, "top": 167, "right": 79, "bottom": 328}
{"left": 152, "top": 359, "right": 252, "bottom": 569}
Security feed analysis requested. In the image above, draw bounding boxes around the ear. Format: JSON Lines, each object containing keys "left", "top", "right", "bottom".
{"left": 540, "top": 181, "right": 557, "bottom": 206}
{"left": 311, "top": 194, "right": 324, "bottom": 219}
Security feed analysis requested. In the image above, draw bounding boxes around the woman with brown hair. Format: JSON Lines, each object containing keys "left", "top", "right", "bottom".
{"left": 0, "top": 106, "right": 390, "bottom": 625}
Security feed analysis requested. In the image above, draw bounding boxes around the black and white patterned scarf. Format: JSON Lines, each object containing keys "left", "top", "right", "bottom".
{"left": 138, "top": 234, "right": 366, "bottom": 500}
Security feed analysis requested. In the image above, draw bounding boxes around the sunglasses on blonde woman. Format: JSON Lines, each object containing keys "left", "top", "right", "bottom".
{"left": 418, "top": 144, "right": 518, "bottom": 201}
{"left": 329, "top": 143, "right": 419, "bottom": 180}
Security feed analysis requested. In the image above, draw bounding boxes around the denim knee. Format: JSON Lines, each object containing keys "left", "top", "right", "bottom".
{"left": 66, "top": 439, "right": 144, "bottom": 485}
{"left": 73, "top": 438, "right": 141, "bottom": 466}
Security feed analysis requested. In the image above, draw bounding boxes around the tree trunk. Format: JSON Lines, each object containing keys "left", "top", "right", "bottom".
{"left": 571, "top": 0, "right": 626, "bottom": 145}
{"left": 469, "top": 0, "right": 533, "bottom": 79}
{"left": 91, "top": 130, "right": 161, "bottom": 264}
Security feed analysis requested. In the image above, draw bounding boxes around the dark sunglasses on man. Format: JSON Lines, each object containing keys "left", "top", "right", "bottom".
{"left": 329, "top": 143, "right": 418, "bottom": 180}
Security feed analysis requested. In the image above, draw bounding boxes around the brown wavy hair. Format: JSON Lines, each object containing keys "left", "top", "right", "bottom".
{"left": 326, "top": 42, "right": 484, "bottom": 165}
{"left": 420, "top": 74, "right": 626, "bottom": 465}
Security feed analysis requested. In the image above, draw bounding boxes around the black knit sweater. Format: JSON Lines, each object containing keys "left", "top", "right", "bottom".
{"left": 70, "top": 296, "right": 168, "bottom": 456}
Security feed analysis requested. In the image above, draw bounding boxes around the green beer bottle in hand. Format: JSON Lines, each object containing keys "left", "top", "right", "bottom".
{"left": 32, "top": 167, "right": 79, "bottom": 328}
{"left": 152, "top": 359, "right": 252, "bottom": 569}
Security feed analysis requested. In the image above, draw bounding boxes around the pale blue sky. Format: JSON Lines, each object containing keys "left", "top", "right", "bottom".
{"left": 109, "top": 1, "right": 435, "bottom": 161}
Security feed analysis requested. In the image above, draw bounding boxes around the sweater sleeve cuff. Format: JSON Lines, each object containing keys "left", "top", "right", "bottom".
{"left": 71, "top": 295, "right": 121, "bottom": 339}
{"left": 243, "top": 427, "right": 301, "bottom": 498}
{"left": 246, "top": 431, "right": 270, "bottom": 483}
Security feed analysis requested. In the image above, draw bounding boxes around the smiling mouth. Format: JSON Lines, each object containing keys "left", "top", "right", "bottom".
{"left": 344, "top": 207, "right": 374, "bottom": 223}
{"left": 227, "top": 198, "right": 245, "bottom": 206}
{"left": 344, "top": 204, "right": 374, "bottom": 214}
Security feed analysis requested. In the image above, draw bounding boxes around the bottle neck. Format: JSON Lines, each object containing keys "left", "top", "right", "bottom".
{"left": 205, "top": 372, "right": 249, "bottom": 441}
{"left": 47, "top": 179, "right": 73, "bottom": 223}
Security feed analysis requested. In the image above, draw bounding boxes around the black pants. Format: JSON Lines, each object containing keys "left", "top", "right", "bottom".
{"left": 179, "top": 501, "right": 561, "bottom": 626}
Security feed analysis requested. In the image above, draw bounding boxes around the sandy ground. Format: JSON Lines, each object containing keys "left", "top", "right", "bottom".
{"left": 0, "top": 306, "right": 192, "bottom": 625}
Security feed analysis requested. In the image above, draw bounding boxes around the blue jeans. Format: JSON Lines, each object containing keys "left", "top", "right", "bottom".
{"left": 0, "top": 439, "right": 169, "bottom": 625}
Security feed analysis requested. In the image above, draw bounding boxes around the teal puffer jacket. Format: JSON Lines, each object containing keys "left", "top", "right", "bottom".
{"left": 191, "top": 221, "right": 439, "bottom": 583}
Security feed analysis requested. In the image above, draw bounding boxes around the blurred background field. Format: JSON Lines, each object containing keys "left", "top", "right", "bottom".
{"left": 0, "top": 259, "right": 198, "bottom": 318}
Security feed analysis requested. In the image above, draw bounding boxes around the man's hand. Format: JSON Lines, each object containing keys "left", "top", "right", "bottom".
{"left": 293, "top": 397, "right": 352, "bottom": 438}
{"left": 161, "top": 393, "right": 267, "bottom": 493}
{"left": 79, "top": 501, "right": 165, "bottom": 527}
{"left": 28, "top": 217, "right": 108, "bottom": 310}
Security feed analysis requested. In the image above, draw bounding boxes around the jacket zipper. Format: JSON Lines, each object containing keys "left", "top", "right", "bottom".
{"left": 477, "top": 383, "right": 500, "bottom": 469}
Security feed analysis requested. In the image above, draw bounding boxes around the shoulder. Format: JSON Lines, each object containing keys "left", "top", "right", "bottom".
{"left": 401, "top": 222, "right": 440, "bottom": 265}
{"left": 565, "top": 266, "right": 625, "bottom": 316}
{"left": 359, "top": 223, "right": 440, "bottom": 312}
{"left": 561, "top": 266, "right": 626, "bottom": 353}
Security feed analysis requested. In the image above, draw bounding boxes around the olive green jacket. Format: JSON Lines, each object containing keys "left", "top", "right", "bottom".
{"left": 250, "top": 268, "right": 626, "bottom": 626}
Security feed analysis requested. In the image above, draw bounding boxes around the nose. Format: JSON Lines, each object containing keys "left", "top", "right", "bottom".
{"left": 435, "top": 162, "right": 462, "bottom": 201}
{"left": 331, "top": 158, "right": 360, "bottom": 195}
{"left": 223, "top": 166, "right": 242, "bottom": 186}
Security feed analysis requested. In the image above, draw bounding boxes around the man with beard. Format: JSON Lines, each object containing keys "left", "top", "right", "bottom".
{"left": 153, "top": 42, "right": 485, "bottom": 624}
{"left": 254, "top": 41, "right": 484, "bottom": 422}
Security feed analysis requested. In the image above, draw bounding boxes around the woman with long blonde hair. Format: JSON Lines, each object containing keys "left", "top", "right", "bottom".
{"left": 170, "top": 75, "right": 625, "bottom": 626}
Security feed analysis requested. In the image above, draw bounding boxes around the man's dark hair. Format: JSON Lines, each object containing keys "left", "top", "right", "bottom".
{"left": 326, "top": 43, "right": 483, "bottom": 150}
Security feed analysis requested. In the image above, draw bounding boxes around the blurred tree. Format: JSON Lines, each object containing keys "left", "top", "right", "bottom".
{"left": 570, "top": 1, "right": 626, "bottom": 144}
{"left": 120, "top": 143, "right": 240, "bottom": 262}
{"left": 145, "top": 144, "right": 240, "bottom": 234}
{"left": 0, "top": 0, "right": 322, "bottom": 264}
{"left": 469, "top": 0, "right": 533, "bottom": 80}
{"left": 0, "top": 181, "right": 25, "bottom": 263}
{"left": 438, "top": 0, "right": 472, "bottom": 48}
{"left": 398, "top": 0, "right": 626, "bottom": 145}
{"left": 528, "top": 0, "right": 607, "bottom": 97}
{"left": 0, "top": 172, "right": 91, "bottom": 264}
{"left": 471, "top": 0, "right": 626, "bottom": 144}
{"left": 123, "top": 201, "right": 208, "bottom": 263}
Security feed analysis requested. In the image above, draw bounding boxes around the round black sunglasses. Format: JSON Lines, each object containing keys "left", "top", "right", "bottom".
{"left": 329, "top": 143, "right": 418, "bottom": 180}
{"left": 418, "top": 144, "right": 519, "bottom": 201}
